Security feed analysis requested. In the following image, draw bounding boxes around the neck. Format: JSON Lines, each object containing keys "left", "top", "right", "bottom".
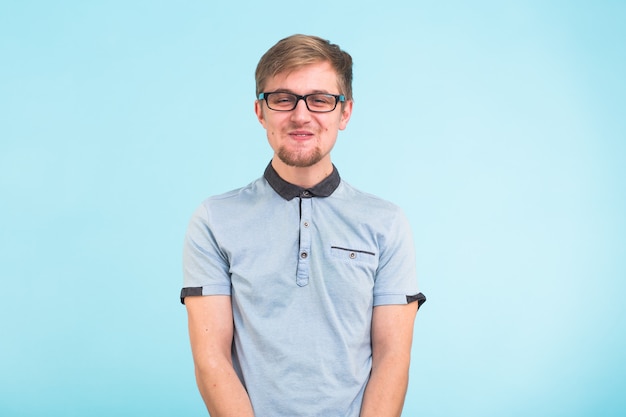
{"left": 271, "top": 157, "right": 334, "bottom": 189}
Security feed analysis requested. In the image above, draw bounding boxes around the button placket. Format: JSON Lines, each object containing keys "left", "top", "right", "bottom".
{"left": 296, "top": 198, "right": 312, "bottom": 287}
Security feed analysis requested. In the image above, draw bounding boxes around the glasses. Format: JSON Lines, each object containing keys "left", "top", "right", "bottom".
{"left": 258, "top": 92, "right": 345, "bottom": 113}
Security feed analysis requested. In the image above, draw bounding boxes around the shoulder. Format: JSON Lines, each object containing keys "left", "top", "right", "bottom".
{"left": 186, "top": 177, "right": 271, "bottom": 228}
{"left": 325, "top": 180, "right": 413, "bottom": 239}
{"left": 199, "top": 176, "right": 271, "bottom": 210}
{"left": 335, "top": 180, "right": 405, "bottom": 217}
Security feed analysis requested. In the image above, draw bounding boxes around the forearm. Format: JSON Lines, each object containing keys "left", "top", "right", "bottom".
{"left": 194, "top": 359, "right": 255, "bottom": 417}
{"left": 185, "top": 296, "right": 254, "bottom": 416}
{"left": 359, "top": 354, "right": 410, "bottom": 417}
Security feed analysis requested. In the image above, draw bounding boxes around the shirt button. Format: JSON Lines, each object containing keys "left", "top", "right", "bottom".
{"left": 349, "top": 252, "right": 356, "bottom": 259}
{"left": 300, "top": 252, "right": 308, "bottom": 259}
{"left": 302, "top": 190, "right": 311, "bottom": 197}
{"left": 303, "top": 221, "right": 309, "bottom": 228}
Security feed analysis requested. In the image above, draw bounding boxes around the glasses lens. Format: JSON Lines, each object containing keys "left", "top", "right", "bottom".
{"left": 306, "top": 94, "right": 337, "bottom": 112}
{"left": 267, "top": 93, "right": 297, "bottom": 111}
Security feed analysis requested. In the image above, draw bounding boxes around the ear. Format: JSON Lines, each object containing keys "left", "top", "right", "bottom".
{"left": 338, "top": 99, "right": 353, "bottom": 131}
{"left": 255, "top": 100, "right": 266, "bottom": 128}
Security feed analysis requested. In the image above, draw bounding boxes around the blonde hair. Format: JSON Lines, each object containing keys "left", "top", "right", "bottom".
{"left": 255, "top": 34, "right": 353, "bottom": 101}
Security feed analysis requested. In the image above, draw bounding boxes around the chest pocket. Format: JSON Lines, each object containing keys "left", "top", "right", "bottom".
{"left": 326, "top": 244, "right": 378, "bottom": 295}
{"left": 329, "top": 245, "right": 377, "bottom": 265}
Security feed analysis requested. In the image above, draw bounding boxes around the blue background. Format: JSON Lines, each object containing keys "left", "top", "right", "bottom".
{"left": 1, "top": 1, "right": 624, "bottom": 416}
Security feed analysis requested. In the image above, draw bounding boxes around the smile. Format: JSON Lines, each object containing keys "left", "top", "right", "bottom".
{"left": 290, "top": 130, "right": 313, "bottom": 138}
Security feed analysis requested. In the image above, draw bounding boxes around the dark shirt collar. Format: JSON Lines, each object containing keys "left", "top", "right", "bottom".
{"left": 264, "top": 162, "right": 341, "bottom": 200}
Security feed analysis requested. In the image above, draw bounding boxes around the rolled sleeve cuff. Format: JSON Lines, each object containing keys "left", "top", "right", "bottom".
{"left": 180, "top": 284, "right": 232, "bottom": 304}
{"left": 373, "top": 292, "right": 426, "bottom": 308}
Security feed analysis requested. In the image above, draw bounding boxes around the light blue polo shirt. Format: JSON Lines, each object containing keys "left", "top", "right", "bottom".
{"left": 181, "top": 163, "right": 425, "bottom": 417}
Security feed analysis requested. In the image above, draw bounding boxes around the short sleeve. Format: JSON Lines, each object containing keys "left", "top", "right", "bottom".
{"left": 372, "top": 207, "right": 423, "bottom": 307}
{"left": 180, "top": 203, "right": 232, "bottom": 304}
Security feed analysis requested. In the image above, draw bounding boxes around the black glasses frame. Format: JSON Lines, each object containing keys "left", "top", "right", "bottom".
{"left": 258, "top": 92, "right": 346, "bottom": 113}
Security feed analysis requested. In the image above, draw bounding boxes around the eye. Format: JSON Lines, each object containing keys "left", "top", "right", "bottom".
{"left": 310, "top": 95, "right": 333, "bottom": 105}
{"left": 269, "top": 93, "right": 296, "bottom": 105}
{"left": 307, "top": 94, "right": 335, "bottom": 110}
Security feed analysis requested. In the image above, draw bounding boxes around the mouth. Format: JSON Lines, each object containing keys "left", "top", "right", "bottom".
{"left": 289, "top": 130, "right": 314, "bottom": 139}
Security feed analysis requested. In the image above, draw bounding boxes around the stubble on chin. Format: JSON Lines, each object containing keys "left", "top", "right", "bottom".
{"left": 277, "top": 146, "right": 323, "bottom": 168}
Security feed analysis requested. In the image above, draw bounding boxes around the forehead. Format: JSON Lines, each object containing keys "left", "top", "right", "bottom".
{"left": 265, "top": 61, "right": 340, "bottom": 93}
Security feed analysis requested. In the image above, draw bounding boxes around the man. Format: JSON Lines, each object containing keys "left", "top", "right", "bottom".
{"left": 181, "top": 34, "right": 425, "bottom": 417}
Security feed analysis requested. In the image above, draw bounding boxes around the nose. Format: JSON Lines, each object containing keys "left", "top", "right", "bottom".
{"left": 290, "top": 98, "right": 312, "bottom": 122}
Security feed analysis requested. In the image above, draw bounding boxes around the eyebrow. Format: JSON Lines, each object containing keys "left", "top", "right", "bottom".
{"left": 269, "top": 89, "right": 333, "bottom": 95}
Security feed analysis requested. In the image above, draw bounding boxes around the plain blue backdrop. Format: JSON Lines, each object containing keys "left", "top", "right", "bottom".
{"left": 1, "top": 1, "right": 624, "bottom": 416}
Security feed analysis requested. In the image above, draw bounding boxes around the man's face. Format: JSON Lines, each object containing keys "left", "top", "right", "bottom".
{"left": 255, "top": 61, "right": 352, "bottom": 170}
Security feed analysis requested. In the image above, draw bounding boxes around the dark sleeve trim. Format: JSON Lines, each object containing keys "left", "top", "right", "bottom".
{"left": 180, "top": 287, "right": 203, "bottom": 304}
{"left": 407, "top": 292, "right": 426, "bottom": 309}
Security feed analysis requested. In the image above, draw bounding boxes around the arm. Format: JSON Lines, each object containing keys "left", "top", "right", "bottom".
{"left": 185, "top": 295, "right": 255, "bottom": 417}
{"left": 360, "top": 302, "right": 419, "bottom": 417}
